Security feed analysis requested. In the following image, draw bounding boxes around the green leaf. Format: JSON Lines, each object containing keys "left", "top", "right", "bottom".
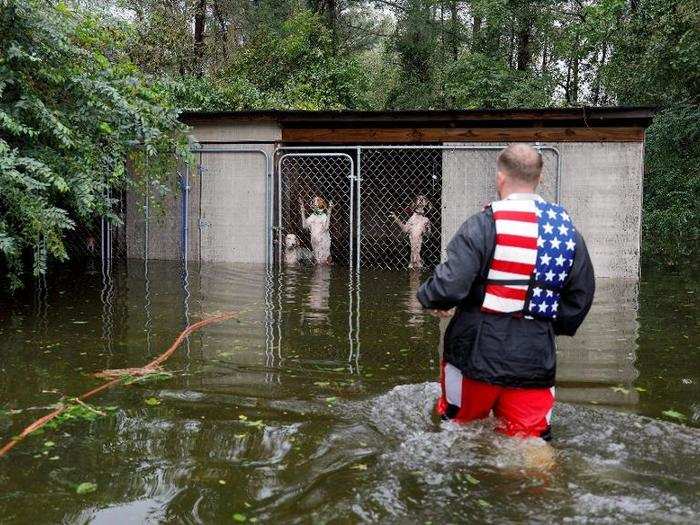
{"left": 477, "top": 499, "right": 491, "bottom": 508}
{"left": 232, "top": 513, "right": 247, "bottom": 522}
{"left": 662, "top": 410, "right": 687, "bottom": 421}
{"left": 75, "top": 482, "right": 97, "bottom": 494}
{"left": 464, "top": 474, "right": 480, "bottom": 485}
{"left": 144, "top": 397, "right": 161, "bottom": 406}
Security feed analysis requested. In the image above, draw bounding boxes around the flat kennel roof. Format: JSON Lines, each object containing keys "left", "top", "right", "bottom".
{"left": 179, "top": 107, "right": 655, "bottom": 143}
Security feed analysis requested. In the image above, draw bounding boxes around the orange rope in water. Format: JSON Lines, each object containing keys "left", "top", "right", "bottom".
{"left": 0, "top": 311, "right": 237, "bottom": 459}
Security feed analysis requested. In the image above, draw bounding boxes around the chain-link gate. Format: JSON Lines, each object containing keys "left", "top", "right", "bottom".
{"left": 275, "top": 144, "right": 560, "bottom": 272}
{"left": 277, "top": 153, "right": 355, "bottom": 267}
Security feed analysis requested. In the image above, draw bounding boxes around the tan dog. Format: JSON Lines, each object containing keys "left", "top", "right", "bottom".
{"left": 300, "top": 196, "right": 333, "bottom": 265}
{"left": 391, "top": 195, "right": 432, "bottom": 269}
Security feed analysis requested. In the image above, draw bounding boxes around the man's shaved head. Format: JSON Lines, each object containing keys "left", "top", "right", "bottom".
{"left": 497, "top": 144, "right": 543, "bottom": 185}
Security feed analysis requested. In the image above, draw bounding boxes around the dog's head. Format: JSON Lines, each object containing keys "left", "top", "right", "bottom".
{"left": 311, "top": 196, "right": 328, "bottom": 213}
{"left": 413, "top": 195, "right": 431, "bottom": 214}
{"left": 285, "top": 233, "right": 300, "bottom": 249}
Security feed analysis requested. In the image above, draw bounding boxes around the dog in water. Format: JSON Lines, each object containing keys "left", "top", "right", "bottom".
{"left": 284, "top": 233, "right": 313, "bottom": 266}
{"left": 299, "top": 196, "right": 333, "bottom": 265}
{"left": 390, "top": 195, "right": 432, "bottom": 269}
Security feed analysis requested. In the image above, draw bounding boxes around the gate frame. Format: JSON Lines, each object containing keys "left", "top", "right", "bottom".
{"left": 275, "top": 143, "right": 561, "bottom": 271}
{"left": 186, "top": 145, "right": 274, "bottom": 266}
{"left": 276, "top": 152, "right": 356, "bottom": 268}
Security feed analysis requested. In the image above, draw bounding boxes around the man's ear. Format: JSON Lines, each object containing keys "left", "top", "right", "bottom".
{"left": 496, "top": 171, "right": 505, "bottom": 188}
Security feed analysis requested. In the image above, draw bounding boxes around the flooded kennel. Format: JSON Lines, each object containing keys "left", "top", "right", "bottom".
{"left": 277, "top": 147, "right": 446, "bottom": 270}
{"left": 276, "top": 144, "right": 559, "bottom": 271}
{"left": 125, "top": 107, "right": 653, "bottom": 279}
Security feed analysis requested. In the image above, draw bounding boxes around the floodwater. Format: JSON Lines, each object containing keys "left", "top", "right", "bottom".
{"left": 0, "top": 261, "right": 697, "bottom": 524}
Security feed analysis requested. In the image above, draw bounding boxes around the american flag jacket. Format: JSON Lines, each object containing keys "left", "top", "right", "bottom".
{"left": 482, "top": 197, "right": 576, "bottom": 320}
{"left": 417, "top": 193, "right": 595, "bottom": 388}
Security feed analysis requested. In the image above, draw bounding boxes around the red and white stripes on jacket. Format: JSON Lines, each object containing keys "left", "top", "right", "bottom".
{"left": 481, "top": 198, "right": 539, "bottom": 314}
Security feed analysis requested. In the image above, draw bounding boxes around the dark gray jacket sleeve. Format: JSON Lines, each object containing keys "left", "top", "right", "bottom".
{"left": 417, "top": 211, "right": 492, "bottom": 310}
{"left": 553, "top": 231, "right": 595, "bottom": 336}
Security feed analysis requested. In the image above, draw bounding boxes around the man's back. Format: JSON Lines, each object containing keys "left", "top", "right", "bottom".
{"left": 418, "top": 191, "right": 595, "bottom": 439}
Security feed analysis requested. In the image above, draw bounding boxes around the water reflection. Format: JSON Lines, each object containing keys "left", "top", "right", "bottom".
{"left": 119, "top": 263, "right": 640, "bottom": 408}
{"left": 405, "top": 270, "right": 425, "bottom": 326}
{"left": 557, "top": 278, "right": 640, "bottom": 406}
{"left": 1, "top": 261, "right": 696, "bottom": 524}
{"left": 304, "top": 265, "right": 331, "bottom": 325}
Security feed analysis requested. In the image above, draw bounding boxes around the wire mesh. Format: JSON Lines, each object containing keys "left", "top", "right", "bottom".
{"left": 279, "top": 154, "right": 354, "bottom": 266}
{"left": 359, "top": 148, "right": 443, "bottom": 271}
{"left": 277, "top": 145, "right": 559, "bottom": 271}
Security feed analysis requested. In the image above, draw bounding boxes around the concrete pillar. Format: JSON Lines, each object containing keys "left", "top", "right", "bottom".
{"left": 441, "top": 142, "right": 557, "bottom": 258}
{"left": 440, "top": 141, "right": 644, "bottom": 278}
{"left": 557, "top": 142, "right": 644, "bottom": 279}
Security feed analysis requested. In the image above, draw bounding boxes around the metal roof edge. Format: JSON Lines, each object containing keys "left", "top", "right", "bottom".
{"left": 178, "top": 106, "right": 657, "bottom": 128}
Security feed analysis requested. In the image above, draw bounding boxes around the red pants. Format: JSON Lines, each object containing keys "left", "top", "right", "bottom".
{"left": 437, "top": 362, "right": 554, "bottom": 440}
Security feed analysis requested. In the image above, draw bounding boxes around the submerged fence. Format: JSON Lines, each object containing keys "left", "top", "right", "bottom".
{"left": 276, "top": 144, "right": 560, "bottom": 272}
{"left": 103, "top": 144, "right": 561, "bottom": 273}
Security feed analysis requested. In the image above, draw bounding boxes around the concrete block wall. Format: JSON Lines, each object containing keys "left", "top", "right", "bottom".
{"left": 557, "top": 142, "right": 644, "bottom": 278}
{"left": 126, "top": 121, "right": 281, "bottom": 263}
{"left": 127, "top": 126, "right": 644, "bottom": 277}
{"left": 441, "top": 141, "right": 644, "bottom": 278}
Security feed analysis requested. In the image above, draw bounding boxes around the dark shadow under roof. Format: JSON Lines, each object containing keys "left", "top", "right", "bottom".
{"left": 179, "top": 106, "right": 656, "bottom": 128}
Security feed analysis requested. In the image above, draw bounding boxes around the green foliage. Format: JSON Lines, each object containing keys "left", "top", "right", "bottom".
{"left": 0, "top": 0, "right": 188, "bottom": 289}
{"left": 641, "top": 105, "right": 699, "bottom": 266}
{"left": 121, "top": 370, "right": 174, "bottom": 385}
{"left": 43, "top": 400, "right": 117, "bottom": 430}
{"left": 604, "top": 0, "right": 699, "bottom": 107}
{"left": 601, "top": 0, "right": 699, "bottom": 266}
{"left": 442, "top": 54, "right": 555, "bottom": 109}
{"left": 155, "top": 75, "right": 264, "bottom": 112}
{"left": 0, "top": 0, "right": 697, "bottom": 275}
{"left": 75, "top": 481, "right": 98, "bottom": 494}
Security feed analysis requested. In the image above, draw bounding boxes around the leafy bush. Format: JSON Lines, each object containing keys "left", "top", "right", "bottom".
{"left": 0, "top": 0, "right": 188, "bottom": 288}
{"left": 642, "top": 105, "right": 699, "bottom": 266}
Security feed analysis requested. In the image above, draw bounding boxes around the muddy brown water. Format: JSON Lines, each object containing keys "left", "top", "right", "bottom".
{"left": 0, "top": 261, "right": 698, "bottom": 524}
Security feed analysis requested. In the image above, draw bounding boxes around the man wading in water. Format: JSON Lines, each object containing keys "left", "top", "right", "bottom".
{"left": 418, "top": 144, "right": 595, "bottom": 440}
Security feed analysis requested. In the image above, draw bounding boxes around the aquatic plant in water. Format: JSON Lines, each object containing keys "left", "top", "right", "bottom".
{"left": 43, "top": 399, "right": 117, "bottom": 430}
{"left": 121, "top": 371, "right": 174, "bottom": 385}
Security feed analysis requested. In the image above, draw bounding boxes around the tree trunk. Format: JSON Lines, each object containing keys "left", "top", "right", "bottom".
{"left": 471, "top": 11, "right": 482, "bottom": 51}
{"left": 194, "top": 0, "right": 207, "bottom": 77}
{"left": 507, "top": 16, "right": 515, "bottom": 68}
{"left": 571, "top": 54, "right": 579, "bottom": 103}
{"left": 592, "top": 41, "right": 608, "bottom": 105}
{"left": 450, "top": 0, "right": 459, "bottom": 60}
{"left": 213, "top": 0, "right": 228, "bottom": 60}
{"left": 541, "top": 37, "right": 548, "bottom": 73}
{"left": 516, "top": 17, "right": 532, "bottom": 70}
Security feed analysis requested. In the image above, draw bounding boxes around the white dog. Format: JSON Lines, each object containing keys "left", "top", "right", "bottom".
{"left": 391, "top": 195, "right": 432, "bottom": 269}
{"left": 284, "top": 233, "right": 313, "bottom": 266}
{"left": 300, "top": 196, "right": 333, "bottom": 265}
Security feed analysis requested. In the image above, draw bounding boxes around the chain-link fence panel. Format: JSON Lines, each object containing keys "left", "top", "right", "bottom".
{"left": 359, "top": 148, "right": 442, "bottom": 271}
{"left": 278, "top": 154, "right": 354, "bottom": 267}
